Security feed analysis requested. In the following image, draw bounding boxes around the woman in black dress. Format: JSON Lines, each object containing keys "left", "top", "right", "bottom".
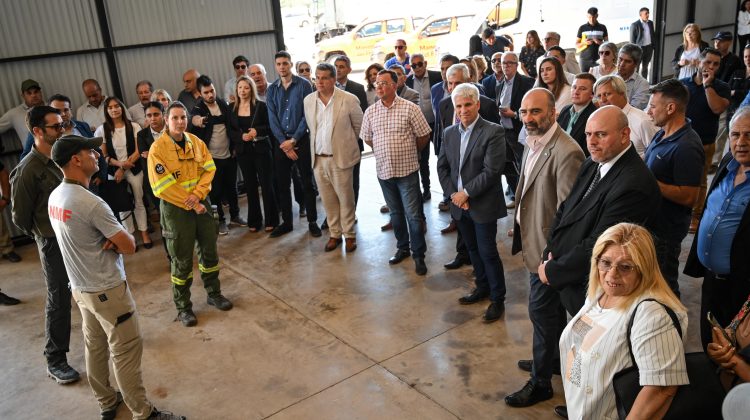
{"left": 231, "top": 75, "right": 278, "bottom": 232}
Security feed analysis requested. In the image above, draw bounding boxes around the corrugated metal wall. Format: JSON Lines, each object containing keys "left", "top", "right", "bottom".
{"left": 0, "top": 0, "right": 281, "bottom": 238}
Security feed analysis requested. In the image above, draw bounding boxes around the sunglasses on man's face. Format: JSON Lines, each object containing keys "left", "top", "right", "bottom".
{"left": 299, "top": 68, "right": 311, "bottom": 73}
{"left": 235, "top": 64, "right": 247, "bottom": 70}
{"left": 394, "top": 45, "right": 405, "bottom": 50}
{"left": 411, "top": 62, "right": 425, "bottom": 68}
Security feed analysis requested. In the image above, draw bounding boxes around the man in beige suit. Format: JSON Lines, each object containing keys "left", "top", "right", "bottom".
{"left": 304, "top": 62, "right": 364, "bottom": 252}
{"left": 505, "top": 88, "right": 584, "bottom": 408}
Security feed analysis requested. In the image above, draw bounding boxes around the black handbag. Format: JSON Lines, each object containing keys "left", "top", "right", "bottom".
{"left": 612, "top": 299, "right": 725, "bottom": 419}
{"left": 99, "top": 179, "right": 135, "bottom": 215}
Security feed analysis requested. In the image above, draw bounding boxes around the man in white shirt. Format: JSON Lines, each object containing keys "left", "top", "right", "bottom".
{"left": 617, "top": 43, "right": 651, "bottom": 110}
{"left": 303, "top": 63, "right": 363, "bottom": 253}
{"left": 224, "top": 55, "right": 250, "bottom": 104}
{"left": 76, "top": 79, "right": 106, "bottom": 131}
{"left": 127, "top": 80, "right": 153, "bottom": 128}
{"left": 537, "top": 32, "right": 581, "bottom": 75}
{"left": 594, "top": 75, "right": 657, "bottom": 158}
{"left": 249, "top": 64, "right": 269, "bottom": 101}
{"left": 0, "top": 79, "right": 44, "bottom": 145}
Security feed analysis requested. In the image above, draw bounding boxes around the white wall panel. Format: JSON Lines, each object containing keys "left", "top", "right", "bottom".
{"left": 115, "top": 34, "right": 278, "bottom": 106}
{"left": 105, "top": 0, "right": 275, "bottom": 46}
{"left": 0, "top": 0, "right": 102, "bottom": 59}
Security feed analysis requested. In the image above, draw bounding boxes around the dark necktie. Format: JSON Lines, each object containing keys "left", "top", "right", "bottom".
{"left": 582, "top": 165, "right": 601, "bottom": 199}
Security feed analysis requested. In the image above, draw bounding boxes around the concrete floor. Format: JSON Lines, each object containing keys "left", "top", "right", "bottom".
{"left": 0, "top": 154, "right": 704, "bottom": 420}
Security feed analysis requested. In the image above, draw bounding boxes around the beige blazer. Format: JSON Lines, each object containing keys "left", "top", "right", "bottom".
{"left": 304, "top": 88, "right": 363, "bottom": 170}
{"left": 512, "top": 125, "right": 584, "bottom": 272}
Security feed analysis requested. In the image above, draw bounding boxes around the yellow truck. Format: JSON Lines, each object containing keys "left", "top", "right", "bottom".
{"left": 312, "top": 16, "right": 423, "bottom": 68}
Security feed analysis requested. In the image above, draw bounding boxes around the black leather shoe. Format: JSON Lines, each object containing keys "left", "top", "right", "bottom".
{"left": 505, "top": 380, "right": 553, "bottom": 407}
{"left": 444, "top": 255, "right": 470, "bottom": 269}
{"left": 309, "top": 222, "right": 322, "bottom": 237}
{"left": 422, "top": 190, "right": 431, "bottom": 201}
{"left": 554, "top": 405, "right": 568, "bottom": 419}
{"left": 389, "top": 249, "right": 411, "bottom": 265}
{"left": 483, "top": 301, "right": 504, "bottom": 323}
{"left": 414, "top": 258, "right": 427, "bottom": 275}
{"left": 269, "top": 224, "right": 292, "bottom": 238}
{"left": 458, "top": 289, "right": 489, "bottom": 305}
{"left": 321, "top": 219, "right": 329, "bottom": 230}
{"left": 518, "top": 359, "right": 562, "bottom": 375}
{"left": 2, "top": 251, "right": 21, "bottom": 263}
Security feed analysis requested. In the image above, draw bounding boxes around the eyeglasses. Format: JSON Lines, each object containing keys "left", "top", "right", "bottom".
{"left": 411, "top": 62, "right": 425, "bottom": 68}
{"left": 394, "top": 45, "right": 405, "bottom": 50}
{"left": 491, "top": 58, "right": 502, "bottom": 63}
{"left": 44, "top": 123, "right": 65, "bottom": 131}
{"left": 599, "top": 51, "right": 611, "bottom": 56}
{"left": 374, "top": 81, "right": 393, "bottom": 87}
{"left": 543, "top": 37, "right": 558, "bottom": 42}
{"left": 502, "top": 61, "right": 518, "bottom": 66}
{"left": 596, "top": 258, "right": 637, "bottom": 275}
{"left": 234, "top": 64, "right": 247, "bottom": 70}
{"left": 299, "top": 68, "right": 311, "bottom": 73}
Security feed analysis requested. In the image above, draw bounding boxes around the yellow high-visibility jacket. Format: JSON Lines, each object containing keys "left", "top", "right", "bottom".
{"left": 147, "top": 131, "right": 215, "bottom": 210}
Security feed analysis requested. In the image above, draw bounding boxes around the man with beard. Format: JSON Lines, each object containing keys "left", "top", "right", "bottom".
{"left": 127, "top": 80, "right": 154, "bottom": 128}
{"left": 0, "top": 79, "right": 43, "bottom": 144}
{"left": 11, "top": 106, "right": 80, "bottom": 384}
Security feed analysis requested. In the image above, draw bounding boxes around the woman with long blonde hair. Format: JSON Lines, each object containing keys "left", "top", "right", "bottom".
{"left": 672, "top": 23, "right": 709, "bottom": 78}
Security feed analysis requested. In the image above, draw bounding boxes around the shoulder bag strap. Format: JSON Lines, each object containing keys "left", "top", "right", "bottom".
{"left": 626, "top": 298, "right": 683, "bottom": 368}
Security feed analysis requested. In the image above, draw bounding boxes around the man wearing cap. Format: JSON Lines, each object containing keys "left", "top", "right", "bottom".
{"left": 714, "top": 32, "right": 743, "bottom": 83}
{"left": 0, "top": 79, "right": 44, "bottom": 145}
{"left": 48, "top": 135, "right": 185, "bottom": 420}
{"left": 10, "top": 106, "right": 80, "bottom": 384}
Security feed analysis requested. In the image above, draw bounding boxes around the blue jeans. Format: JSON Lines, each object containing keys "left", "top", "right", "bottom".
{"left": 528, "top": 272, "right": 566, "bottom": 386}
{"left": 455, "top": 212, "right": 506, "bottom": 302}
{"left": 378, "top": 171, "right": 426, "bottom": 258}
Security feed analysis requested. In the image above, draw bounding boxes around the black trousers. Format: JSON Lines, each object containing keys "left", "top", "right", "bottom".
{"left": 528, "top": 272, "right": 567, "bottom": 385}
{"left": 275, "top": 135, "right": 318, "bottom": 227}
{"left": 640, "top": 44, "right": 654, "bottom": 81}
{"left": 237, "top": 144, "right": 278, "bottom": 229}
{"left": 418, "top": 123, "right": 433, "bottom": 192}
{"left": 208, "top": 157, "right": 240, "bottom": 222}
{"left": 700, "top": 271, "right": 750, "bottom": 351}
{"left": 36, "top": 236, "right": 72, "bottom": 365}
{"left": 504, "top": 129, "right": 522, "bottom": 198}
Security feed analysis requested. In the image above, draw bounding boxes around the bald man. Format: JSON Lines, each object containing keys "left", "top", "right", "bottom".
{"left": 506, "top": 105, "right": 660, "bottom": 410}
{"left": 177, "top": 69, "right": 201, "bottom": 114}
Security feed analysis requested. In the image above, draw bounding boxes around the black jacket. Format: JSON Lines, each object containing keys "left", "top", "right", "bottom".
{"left": 556, "top": 102, "right": 597, "bottom": 156}
{"left": 672, "top": 41, "right": 709, "bottom": 77}
{"left": 104, "top": 122, "right": 141, "bottom": 176}
{"left": 494, "top": 74, "right": 535, "bottom": 137}
{"left": 684, "top": 153, "right": 750, "bottom": 281}
{"left": 436, "top": 94, "right": 499, "bottom": 155}
{"left": 629, "top": 19, "right": 655, "bottom": 47}
{"left": 232, "top": 101, "right": 271, "bottom": 156}
{"left": 543, "top": 146, "right": 660, "bottom": 313}
{"left": 188, "top": 98, "right": 241, "bottom": 153}
{"left": 406, "top": 70, "right": 441, "bottom": 90}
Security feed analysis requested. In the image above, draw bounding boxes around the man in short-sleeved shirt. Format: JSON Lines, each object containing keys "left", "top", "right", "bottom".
{"left": 646, "top": 79, "right": 704, "bottom": 296}
{"left": 576, "top": 7, "right": 608, "bottom": 72}
{"left": 361, "top": 69, "right": 431, "bottom": 275}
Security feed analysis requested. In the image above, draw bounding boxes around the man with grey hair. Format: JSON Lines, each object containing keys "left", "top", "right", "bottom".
{"left": 437, "top": 83, "right": 507, "bottom": 322}
{"left": 303, "top": 62, "right": 363, "bottom": 252}
{"left": 249, "top": 63, "right": 269, "bottom": 101}
{"left": 617, "top": 43, "right": 650, "bottom": 109}
{"left": 438, "top": 63, "right": 501, "bottom": 269}
{"left": 506, "top": 105, "right": 660, "bottom": 410}
{"left": 537, "top": 31, "right": 581, "bottom": 74}
{"left": 127, "top": 80, "right": 153, "bottom": 128}
{"left": 509, "top": 88, "right": 584, "bottom": 408}
{"left": 594, "top": 74, "right": 657, "bottom": 158}
{"left": 388, "top": 64, "right": 420, "bottom": 104}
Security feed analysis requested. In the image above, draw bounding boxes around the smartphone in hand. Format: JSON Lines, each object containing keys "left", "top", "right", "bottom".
{"left": 708, "top": 311, "right": 735, "bottom": 346}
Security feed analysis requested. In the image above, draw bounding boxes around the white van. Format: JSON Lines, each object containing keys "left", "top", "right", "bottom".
{"left": 433, "top": 0, "right": 653, "bottom": 64}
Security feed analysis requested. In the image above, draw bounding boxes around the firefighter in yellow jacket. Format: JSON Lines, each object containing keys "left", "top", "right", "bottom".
{"left": 147, "top": 101, "right": 233, "bottom": 327}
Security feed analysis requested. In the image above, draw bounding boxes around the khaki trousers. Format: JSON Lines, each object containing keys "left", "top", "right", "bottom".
{"left": 313, "top": 156, "right": 356, "bottom": 238}
{"left": 72, "top": 282, "right": 152, "bottom": 419}
{"left": 0, "top": 209, "right": 14, "bottom": 254}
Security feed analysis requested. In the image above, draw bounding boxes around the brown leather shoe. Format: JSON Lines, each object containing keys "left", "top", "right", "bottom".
{"left": 324, "top": 238, "right": 342, "bottom": 252}
{"left": 379, "top": 205, "right": 390, "bottom": 214}
{"left": 381, "top": 221, "right": 393, "bottom": 231}
{"left": 345, "top": 238, "right": 357, "bottom": 252}
{"left": 440, "top": 220, "right": 457, "bottom": 234}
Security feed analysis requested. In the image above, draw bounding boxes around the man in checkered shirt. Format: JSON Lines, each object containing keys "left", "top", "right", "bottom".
{"left": 361, "top": 69, "right": 432, "bottom": 275}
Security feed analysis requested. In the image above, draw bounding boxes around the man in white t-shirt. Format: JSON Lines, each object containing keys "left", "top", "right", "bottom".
{"left": 48, "top": 135, "right": 184, "bottom": 420}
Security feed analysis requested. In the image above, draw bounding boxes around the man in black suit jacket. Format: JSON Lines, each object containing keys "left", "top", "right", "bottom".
{"left": 556, "top": 73, "right": 598, "bottom": 155}
{"left": 137, "top": 101, "right": 166, "bottom": 211}
{"left": 437, "top": 83, "right": 507, "bottom": 323}
{"left": 334, "top": 55, "right": 368, "bottom": 207}
{"left": 406, "top": 53, "right": 442, "bottom": 200}
{"left": 438, "top": 63, "right": 500, "bottom": 269}
{"left": 505, "top": 105, "right": 660, "bottom": 408}
{"left": 494, "top": 51, "right": 535, "bottom": 200}
{"left": 630, "top": 7, "right": 656, "bottom": 80}
{"left": 684, "top": 108, "right": 750, "bottom": 350}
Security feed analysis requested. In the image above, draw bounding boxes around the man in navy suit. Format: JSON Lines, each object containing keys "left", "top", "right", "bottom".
{"left": 437, "top": 83, "right": 507, "bottom": 322}
{"left": 406, "top": 53, "right": 442, "bottom": 200}
{"left": 630, "top": 7, "right": 656, "bottom": 81}
{"left": 505, "top": 105, "right": 660, "bottom": 410}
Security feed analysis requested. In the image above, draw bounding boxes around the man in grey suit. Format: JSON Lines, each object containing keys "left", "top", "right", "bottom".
{"left": 506, "top": 88, "right": 584, "bottom": 407}
{"left": 304, "top": 63, "right": 363, "bottom": 253}
{"left": 389, "top": 64, "right": 420, "bottom": 105}
{"left": 437, "top": 83, "right": 507, "bottom": 323}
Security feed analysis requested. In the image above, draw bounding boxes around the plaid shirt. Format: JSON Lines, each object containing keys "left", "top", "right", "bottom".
{"left": 360, "top": 96, "right": 431, "bottom": 179}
